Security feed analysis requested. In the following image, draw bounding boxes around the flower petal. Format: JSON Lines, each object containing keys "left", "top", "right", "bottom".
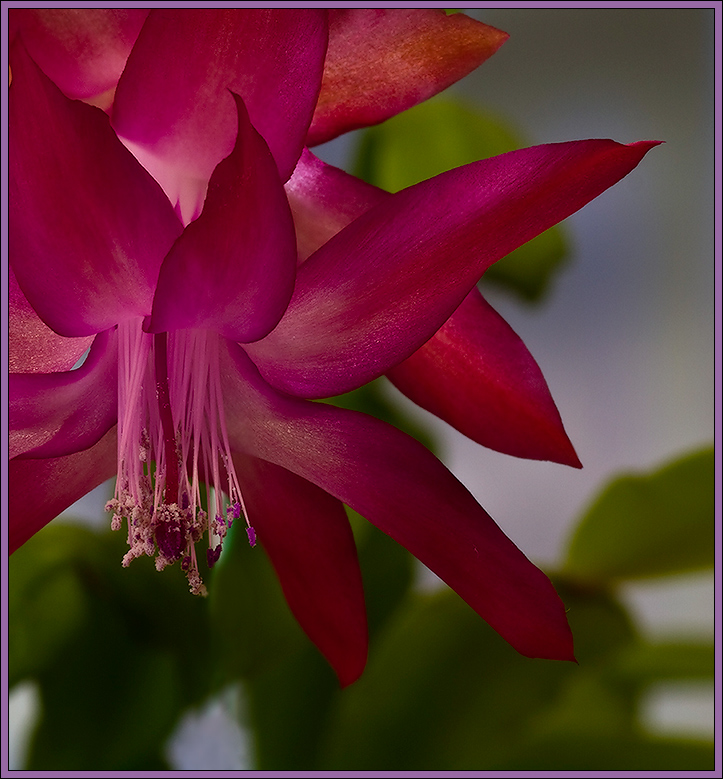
{"left": 147, "top": 95, "right": 297, "bottom": 342}
{"left": 10, "top": 330, "right": 118, "bottom": 460}
{"left": 9, "top": 41, "right": 183, "bottom": 337}
{"left": 247, "top": 140, "right": 660, "bottom": 398}
{"left": 9, "top": 428, "right": 118, "bottom": 554}
{"left": 307, "top": 9, "right": 508, "bottom": 146}
{"left": 112, "top": 9, "right": 327, "bottom": 196}
{"left": 9, "top": 8, "right": 147, "bottom": 104}
{"left": 9, "top": 265, "right": 93, "bottom": 373}
{"left": 233, "top": 454, "right": 367, "bottom": 687}
{"left": 388, "top": 288, "right": 582, "bottom": 467}
{"left": 285, "top": 148, "right": 387, "bottom": 263}
{"left": 223, "top": 344, "right": 575, "bottom": 662}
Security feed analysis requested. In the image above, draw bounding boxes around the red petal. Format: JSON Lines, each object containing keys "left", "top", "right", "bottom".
{"left": 285, "top": 148, "right": 387, "bottom": 263}
{"left": 112, "top": 9, "right": 327, "bottom": 199}
{"left": 9, "top": 427, "right": 118, "bottom": 554}
{"left": 388, "top": 288, "right": 582, "bottom": 467}
{"left": 233, "top": 455, "right": 368, "bottom": 687}
{"left": 148, "top": 95, "right": 297, "bottom": 342}
{"left": 9, "top": 265, "right": 93, "bottom": 373}
{"left": 308, "top": 9, "right": 507, "bottom": 145}
{"left": 248, "top": 139, "right": 661, "bottom": 398}
{"left": 9, "top": 41, "right": 183, "bottom": 337}
{"left": 10, "top": 330, "right": 117, "bottom": 460}
{"left": 222, "top": 344, "right": 575, "bottom": 662}
{"left": 9, "top": 8, "right": 147, "bottom": 103}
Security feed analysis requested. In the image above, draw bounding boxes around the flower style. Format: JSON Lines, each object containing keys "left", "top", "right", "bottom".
{"left": 9, "top": 9, "right": 659, "bottom": 686}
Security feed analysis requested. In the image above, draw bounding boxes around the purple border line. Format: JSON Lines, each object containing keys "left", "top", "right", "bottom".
{"left": 1, "top": 2, "right": 721, "bottom": 778}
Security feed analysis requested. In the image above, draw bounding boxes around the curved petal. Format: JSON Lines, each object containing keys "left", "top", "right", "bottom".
{"left": 147, "top": 95, "right": 297, "bottom": 342}
{"left": 307, "top": 9, "right": 507, "bottom": 146}
{"left": 388, "top": 288, "right": 582, "bottom": 467}
{"left": 112, "top": 9, "right": 327, "bottom": 199}
{"left": 9, "top": 265, "right": 93, "bottom": 373}
{"left": 222, "top": 344, "right": 575, "bottom": 662}
{"left": 247, "top": 139, "right": 660, "bottom": 398}
{"left": 9, "top": 427, "right": 118, "bottom": 554}
{"left": 10, "top": 330, "right": 118, "bottom": 460}
{"left": 9, "top": 41, "right": 184, "bottom": 337}
{"left": 233, "top": 454, "right": 367, "bottom": 687}
{"left": 9, "top": 8, "right": 148, "bottom": 105}
{"left": 285, "top": 148, "right": 387, "bottom": 263}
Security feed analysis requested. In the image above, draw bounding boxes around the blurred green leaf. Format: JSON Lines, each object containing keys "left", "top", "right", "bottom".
{"left": 9, "top": 526, "right": 93, "bottom": 686}
{"left": 553, "top": 576, "right": 639, "bottom": 666}
{"left": 353, "top": 97, "right": 568, "bottom": 301}
{"left": 563, "top": 446, "right": 714, "bottom": 583}
{"left": 244, "top": 645, "right": 340, "bottom": 770}
{"left": 11, "top": 523, "right": 211, "bottom": 770}
{"left": 318, "top": 588, "right": 576, "bottom": 770}
{"left": 492, "top": 734, "right": 714, "bottom": 771}
{"left": 349, "top": 510, "right": 415, "bottom": 640}
{"left": 609, "top": 640, "right": 715, "bottom": 685}
{"left": 208, "top": 520, "right": 308, "bottom": 683}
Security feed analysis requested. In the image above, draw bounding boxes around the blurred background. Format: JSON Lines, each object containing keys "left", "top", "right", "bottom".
{"left": 404, "top": 4, "right": 717, "bottom": 739}
{"left": 9, "top": 6, "right": 717, "bottom": 770}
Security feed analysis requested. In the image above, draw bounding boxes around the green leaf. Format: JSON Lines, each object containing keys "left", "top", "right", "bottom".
{"left": 350, "top": 510, "right": 415, "bottom": 640}
{"left": 492, "top": 734, "right": 714, "bottom": 771}
{"left": 244, "top": 646, "right": 341, "bottom": 770}
{"left": 552, "top": 576, "right": 639, "bottom": 666}
{"left": 208, "top": 520, "right": 308, "bottom": 683}
{"left": 318, "top": 588, "right": 576, "bottom": 770}
{"left": 563, "top": 446, "right": 715, "bottom": 584}
{"left": 11, "top": 523, "right": 213, "bottom": 770}
{"left": 610, "top": 640, "right": 715, "bottom": 685}
{"left": 353, "top": 97, "right": 568, "bottom": 301}
{"left": 9, "top": 525, "right": 93, "bottom": 686}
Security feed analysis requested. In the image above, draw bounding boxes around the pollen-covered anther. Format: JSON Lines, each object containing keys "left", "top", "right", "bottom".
{"left": 108, "top": 319, "right": 253, "bottom": 596}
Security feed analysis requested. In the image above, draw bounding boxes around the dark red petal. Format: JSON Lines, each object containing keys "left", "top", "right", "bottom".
{"left": 222, "top": 344, "right": 575, "bottom": 662}
{"left": 9, "top": 41, "right": 183, "bottom": 337}
{"left": 308, "top": 9, "right": 507, "bottom": 145}
{"left": 247, "top": 140, "right": 660, "bottom": 398}
{"left": 10, "top": 329, "right": 118, "bottom": 460}
{"left": 112, "top": 9, "right": 327, "bottom": 193}
{"left": 148, "top": 95, "right": 297, "bottom": 343}
{"left": 9, "top": 8, "right": 147, "bottom": 103}
{"left": 9, "top": 265, "right": 93, "bottom": 373}
{"left": 285, "top": 148, "right": 387, "bottom": 263}
{"left": 388, "top": 288, "right": 582, "bottom": 467}
{"left": 233, "top": 455, "right": 368, "bottom": 687}
{"left": 9, "top": 427, "right": 118, "bottom": 554}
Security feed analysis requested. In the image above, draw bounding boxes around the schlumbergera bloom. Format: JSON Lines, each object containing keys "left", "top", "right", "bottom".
{"left": 9, "top": 9, "right": 659, "bottom": 685}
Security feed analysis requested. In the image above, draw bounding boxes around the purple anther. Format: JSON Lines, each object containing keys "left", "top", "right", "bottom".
{"left": 181, "top": 555, "right": 191, "bottom": 572}
{"left": 246, "top": 526, "right": 256, "bottom": 547}
{"left": 206, "top": 546, "right": 222, "bottom": 568}
{"left": 181, "top": 492, "right": 190, "bottom": 510}
{"left": 155, "top": 518, "right": 184, "bottom": 561}
{"left": 232, "top": 502, "right": 242, "bottom": 520}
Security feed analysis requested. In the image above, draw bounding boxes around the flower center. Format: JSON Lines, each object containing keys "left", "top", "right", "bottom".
{"left": 105, "top": 318, "right": 255, "bottom": 595}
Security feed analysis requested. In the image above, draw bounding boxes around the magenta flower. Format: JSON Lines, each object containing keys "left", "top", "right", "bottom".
{"left": 9, "top": 9, "right": 658, "bottom": 686}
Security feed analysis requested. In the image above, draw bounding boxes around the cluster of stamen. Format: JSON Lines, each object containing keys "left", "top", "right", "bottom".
{"left": 106, "top": 319, "right": 255, "bottom": 595}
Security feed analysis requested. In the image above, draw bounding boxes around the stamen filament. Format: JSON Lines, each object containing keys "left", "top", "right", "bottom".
{"left": 154, "top": 332, "right": 179, "bottom": 505}
{"left": 106, "top": 319, "right": 255, "bottom": 595}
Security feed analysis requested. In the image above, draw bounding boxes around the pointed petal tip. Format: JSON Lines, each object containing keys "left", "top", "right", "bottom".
{"left": 555, "top": 441, "right": 583, "bottom": 470}
{"left": 336, "top": 655, "right": 368, "bottom": 689}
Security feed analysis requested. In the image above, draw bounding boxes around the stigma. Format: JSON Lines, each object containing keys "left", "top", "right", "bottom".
{"left": 105, "top": 318, "right": 254, "bottom": 595}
